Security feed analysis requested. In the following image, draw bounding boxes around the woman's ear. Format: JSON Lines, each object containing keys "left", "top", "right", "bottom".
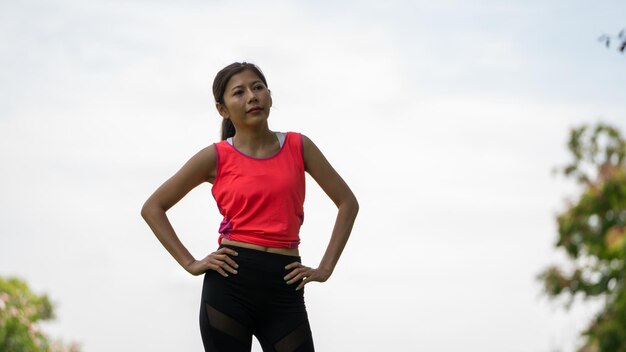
{"left": 216, "top": 103, "right": 229, "bottom": 119}
{"left": 268, "top": 90, "right": 273, "bottom": 108}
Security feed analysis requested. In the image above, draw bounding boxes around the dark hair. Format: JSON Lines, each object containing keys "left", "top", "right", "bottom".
{"left": 212, "top": 62, "right": 269, "bottom": 140}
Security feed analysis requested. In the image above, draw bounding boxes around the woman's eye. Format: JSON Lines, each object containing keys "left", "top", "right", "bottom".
{"left": 233, "top": 90, "right": 243, "bottom": 96}
{"left": 254, "top": 85, "right": 264, "bottom": 90}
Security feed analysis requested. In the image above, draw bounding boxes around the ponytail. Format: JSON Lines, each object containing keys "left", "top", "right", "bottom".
{"left": 221, "top": 118, "right": 236, "bottom": 141}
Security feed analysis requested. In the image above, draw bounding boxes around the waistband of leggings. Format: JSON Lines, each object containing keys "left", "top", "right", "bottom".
{"left": 219, "top": 244, "right": 301, "bottom": 264}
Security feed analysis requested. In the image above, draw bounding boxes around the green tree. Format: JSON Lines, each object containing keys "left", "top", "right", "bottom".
{"left": 0, "top": 276, "right": 80, "bottom": 352}
{"left": 540, "top": 123, "right": 626, "bottom": 352}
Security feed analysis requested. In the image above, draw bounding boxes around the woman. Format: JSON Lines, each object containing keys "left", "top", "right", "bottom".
{"left": 141, "top": 62, "right": 359, "bottom": 352}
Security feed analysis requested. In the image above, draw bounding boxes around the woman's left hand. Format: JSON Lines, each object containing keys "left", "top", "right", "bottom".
{"left": 284, "top": 262, "right": 331, "bottom": 290}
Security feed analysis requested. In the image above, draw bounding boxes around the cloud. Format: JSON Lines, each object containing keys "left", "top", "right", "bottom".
{"left": 1, "top": 0, "right": 626, "bottom": 351}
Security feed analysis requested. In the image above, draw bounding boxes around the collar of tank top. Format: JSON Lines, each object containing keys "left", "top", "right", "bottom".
{"left": 226, "top": 131, "right": 286, "bottom": 148}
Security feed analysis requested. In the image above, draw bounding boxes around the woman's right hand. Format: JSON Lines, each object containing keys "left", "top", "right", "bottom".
{"left": 185, "top": 247, "right": 239, "bottom": 276}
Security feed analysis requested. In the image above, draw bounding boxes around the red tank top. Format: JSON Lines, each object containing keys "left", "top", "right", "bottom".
{"left": 211, "top": 132, "right": 305, "bottom": 248}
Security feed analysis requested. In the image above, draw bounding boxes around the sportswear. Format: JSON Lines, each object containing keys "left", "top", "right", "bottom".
{"left": 211, "top": 132, "right": 305, "bottom": 249}
{"left": 200, "top": 245, "right": 314, "bottom": 351}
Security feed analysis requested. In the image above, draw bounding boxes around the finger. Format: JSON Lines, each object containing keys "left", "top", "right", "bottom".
{"left": 284, "top": 267, "right": 308, "bottom": 281}
{"left": 215, "top": 254, "right": 239, "bottom": 269}
{"left": 285, "top": 273, "right": 298, "bottom": 284}
{"left": 223, "top": 256, "right": 239, "bottom": 269}
{"left": 284, "top": 269, "right": 298, "bottom": 281}
{"left": 296, "top": 278, "right": 309, "bottom": 291}
{"left": 218, "top": 247, "right": 239, "bottom": 257}
{"left": 207, "top": 259, "right": 236, "bottom": 275}
{"left": 286, "top": 269, "right": 312, "bottom": 285}
{"left": 296, "top": 277, "right": 312, "bottom": 291}
{"left": 219, "top": 261, "right": 238, "bottom": 274}
{"left": 212, "top": 265, "right": 229, "bottom": 277}
{"left": 284, "top": 261, "right": 302, "bottom": 270}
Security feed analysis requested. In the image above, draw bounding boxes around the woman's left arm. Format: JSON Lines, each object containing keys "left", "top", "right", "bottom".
{"left": 284, "top": 134, "right": 359, "bottom": 290}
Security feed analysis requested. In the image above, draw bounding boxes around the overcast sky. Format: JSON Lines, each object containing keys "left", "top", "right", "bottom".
{"left": 1, "top": 0, "right": 626, "bottom": 351}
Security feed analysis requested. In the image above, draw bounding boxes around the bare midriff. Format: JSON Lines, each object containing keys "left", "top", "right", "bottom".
{"left": 221, "top": 238, "right": 300, "bottom": 257}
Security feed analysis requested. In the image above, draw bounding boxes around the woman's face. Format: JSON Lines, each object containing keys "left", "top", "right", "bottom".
{"left": 217, "top": 69, "right": 272, "bottom": 130}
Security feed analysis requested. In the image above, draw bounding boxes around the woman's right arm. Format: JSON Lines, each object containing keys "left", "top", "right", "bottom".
{"left": 141, "top": 145, "right": 239, "bottom": 276}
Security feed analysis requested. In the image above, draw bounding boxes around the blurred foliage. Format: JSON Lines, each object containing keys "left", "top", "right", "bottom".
{"left": 0, "top": 276, "right": 80, "bottom": 352}
{"left": 598, "top": 29, "right": 626, "bottom": 54}
{"left": 540, "top": 123, "right": 626, "bottom": 352}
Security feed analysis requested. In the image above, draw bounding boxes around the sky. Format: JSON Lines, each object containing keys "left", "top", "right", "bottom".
{"left": 1, "top": 0, "right": 626, "bottom": 351}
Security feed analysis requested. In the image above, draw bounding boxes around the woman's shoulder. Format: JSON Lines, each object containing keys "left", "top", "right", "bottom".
{"left": 284, "top": 131, "right": 308, "bottom": 149}
{"left": 210, "top": 139, "right": 231, "bottom": 152}
{"left": 190, "top": 143, "right": 219, "bottom": 163}
{"left": 290, "top": 132, "right": 313, "bottom": 149}
{"left": 284, "top": 131, "right": 310, "bottom": 142}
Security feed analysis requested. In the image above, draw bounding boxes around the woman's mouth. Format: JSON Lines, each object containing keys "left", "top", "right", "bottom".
{"left": 247, "top": 107, "right": 262, "bottom": 113}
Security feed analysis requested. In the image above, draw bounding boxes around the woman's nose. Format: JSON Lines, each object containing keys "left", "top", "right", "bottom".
{"left": 246, "top": 89, "right": 258, "bottom": 102}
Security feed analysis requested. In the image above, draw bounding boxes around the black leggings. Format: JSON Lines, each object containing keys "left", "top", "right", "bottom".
{"left": 199, "top": 245, "right": 315, "bottom": 352}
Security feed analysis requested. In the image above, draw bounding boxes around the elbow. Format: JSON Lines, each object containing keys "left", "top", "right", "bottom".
{"left": 141, "top": 195, "right": 170, "bottom": 222}
{"left": 140, "top": 201, "right": 151, "bottom": 221}
{"left": 352, "top": 195, "right": 360, "bottom": 216}
{"left": 340, "top": 193, "right": 359, "bottom": 217}
{"left": 141, "top": 199, "right": 160, "bottom": 221}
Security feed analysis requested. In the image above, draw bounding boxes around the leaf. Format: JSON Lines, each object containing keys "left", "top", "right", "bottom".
{"left": 542, "top": 123, "right": 626, "bottom": 349}
{"left": 605, "top": 226, "right": 626, "bottom": 252}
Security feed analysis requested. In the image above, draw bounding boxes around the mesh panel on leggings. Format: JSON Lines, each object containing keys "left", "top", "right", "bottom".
{"left": 273, "top": 323, "right": 311, "bottom": 352}
{"left": 205, "top": 304, "right": 249, "bottom": 342}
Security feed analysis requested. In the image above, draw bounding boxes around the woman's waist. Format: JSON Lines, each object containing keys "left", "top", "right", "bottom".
{"left": 213, "top": 244, "right": 304, "bottom": 290}
{"left": 220, "top": 238, "right": 300, "bottom": 257}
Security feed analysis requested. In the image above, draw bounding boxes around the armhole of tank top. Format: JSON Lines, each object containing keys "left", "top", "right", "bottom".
{"left": 211, "top": 143, "right": 221, "bottom": 194}
{"left": 298, "top": 132, "right": 305, "bottom": 173}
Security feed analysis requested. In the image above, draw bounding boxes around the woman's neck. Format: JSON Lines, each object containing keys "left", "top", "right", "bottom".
{"left": 232, "top": 126, "right": 277, "bottom": 151}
